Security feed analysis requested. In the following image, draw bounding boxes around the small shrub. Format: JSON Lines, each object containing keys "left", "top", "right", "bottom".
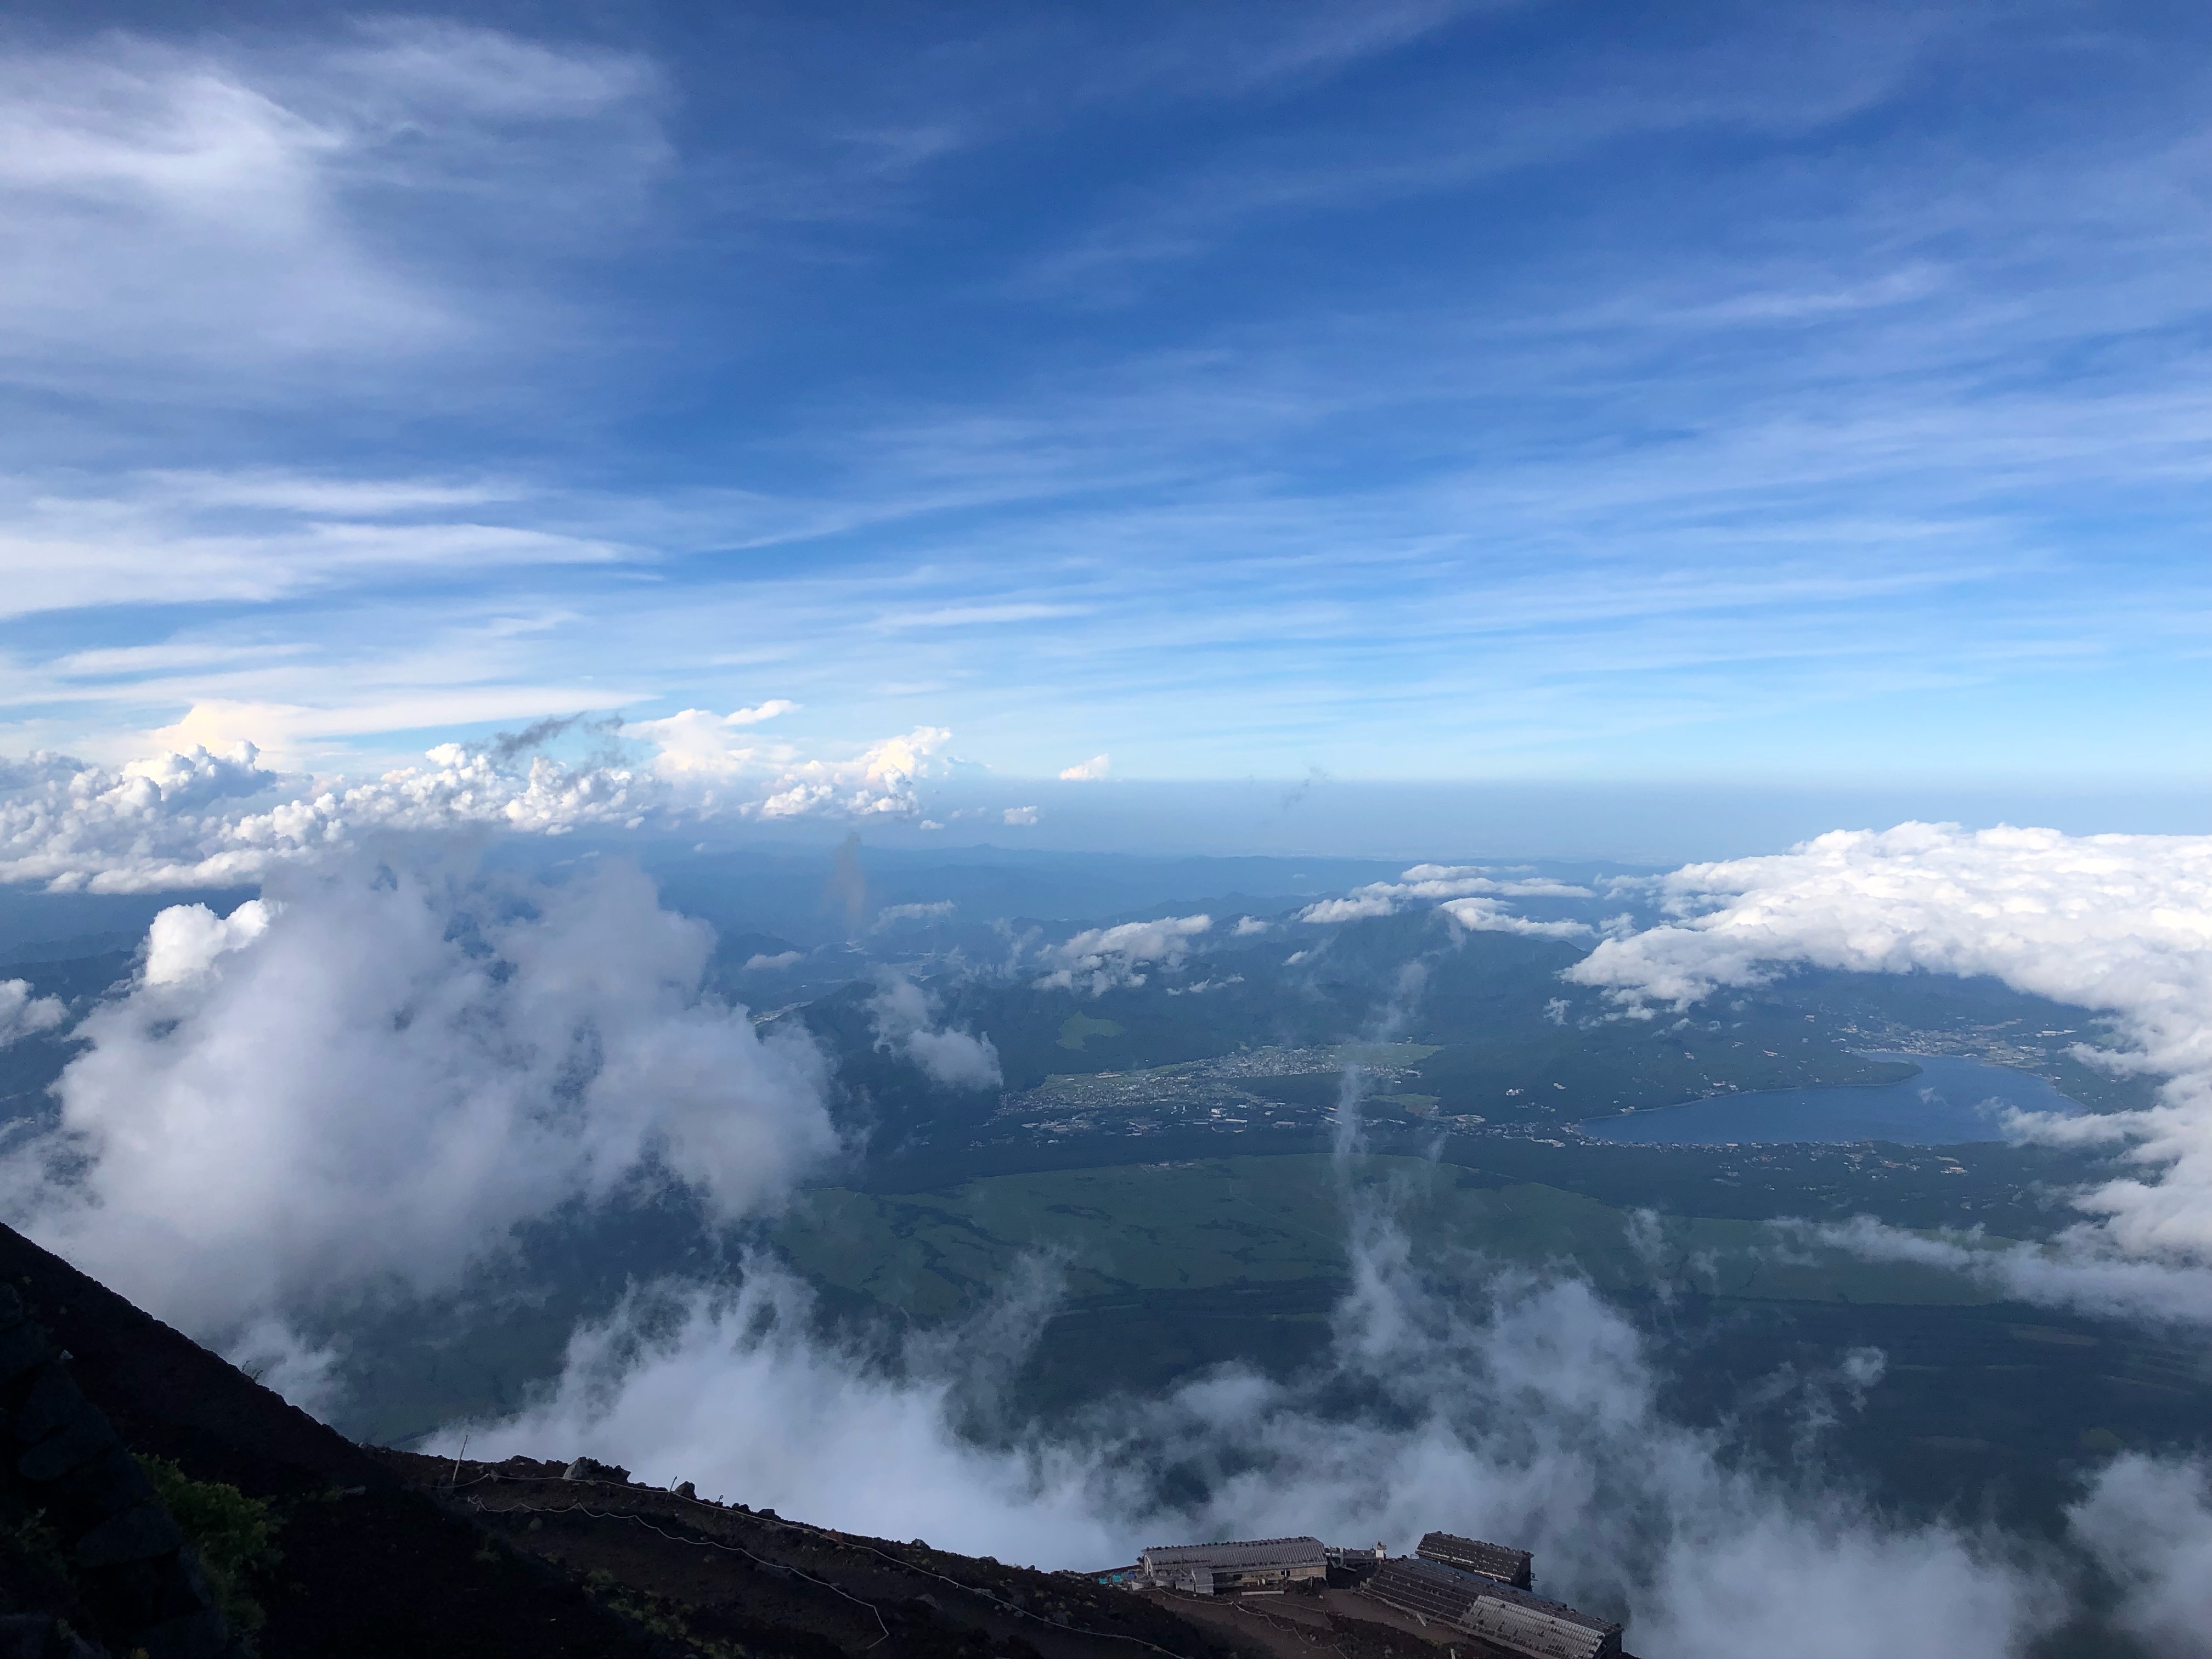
{"left": 6, "top": 1506, "right": 65, "bottom": 1570}
{"left": 134, "top": 1456, "right": 281, "bottom": 1632}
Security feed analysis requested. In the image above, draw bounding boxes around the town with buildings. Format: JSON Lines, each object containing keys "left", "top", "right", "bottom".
{"left": 990, "top": 1044, "right": 1488, "bottom": 1142}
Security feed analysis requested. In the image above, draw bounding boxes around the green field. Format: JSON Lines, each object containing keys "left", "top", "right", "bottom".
{"left": 1056, "top": 1013, "right": 1125, "bottom": 1051}
{"left": 768, "top": 1153, "right": 2007, "bottom": 1323}
{"left": 764, "top": 1154, "right": 2209, "bottom": 1533}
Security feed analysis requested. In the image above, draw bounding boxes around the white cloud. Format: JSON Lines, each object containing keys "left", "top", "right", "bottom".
{"left": 0, "top": 979, "right": 66, "bottom": 1046}
{"left": 1567, "top": 823, "right": 2212, "bottom": 1261}
{"left": 142, "top": 896, "right": 276, "bottom": 985}
{"left": 1297, "top": 870, "right": 1594, "bottom": 926}
{"left": 1057, "top": 753, "right": 1110, "bottom": 781}
{"left": 1233, "top": 915, "right": 1270, "bottom": 935}
{"left": 740, "top": 950, "right": 803, "bottom": 972}
{"left": 0, "top": 472, "right": 628, "bottom": 622}
{"left": 227, "top": 1317, "right": 346, "bottom": 1422}
{"left": 1165, "top": 975, "right": 1243, "bottom": 996}
{"left": 752, "top": 727, "right": 952, "bottom": 820}
{"left": 1790, "top": 1217, "right": 2212, "bottom": 1331}
{"left": 2067, "top": 1453, "right": 2212, "bottom": 1657}
{"left": 1297, "top": 893, "right": 1398, "bottom": 923}
{"left": 0, "top": 859, "right": 837, "bottom": 1336}
{"left": 457, "top": 1243, "right": 2067, "bottom": 1657}
{"left": 1032, "top": 914, "right": 1211, "bottom": 995}
{"left": 1402, "top": 865, "right": 1593, "bottom": 898}
{"left": 867, "top": 974, "right": 1002, "bottom": 1090}
{"left": 0, "top": 22, "right": 666, "bottom": 399}
{"left": 625, "top": 703, "right": 800, "bottom": 776}
{"left": 872, "top": 900, "right": 955, "bottom": 929}
{"left": 634, "top": 716, "right": 949, "bottom": 821}
{"left": 1439, "top": 895, "right": 1595, "bottom": 940}
{"left": 1002, "top": 805, "right": 1039, "bottom": 826}
{"left": 0, "top": 721, "right": 952, "bottom": 892}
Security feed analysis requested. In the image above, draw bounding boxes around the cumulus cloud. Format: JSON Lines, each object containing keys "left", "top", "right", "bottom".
{"left": 1232, "top": 915, "right": 1270, "bottom": 935}
{"left": 746, "top": 727, "right": 952, "bottom": 821}
{"left": 1567, "top": 824, "right": 2212, "bottom": 1261}
{"left": 740, "top": 950, "right": 803, "bottom": 972}
{"left": 1297, "top": 893, "right": 1398, "bottom": 923}
{"left": 632, "top": 702, "right": 936, "bottom": 817}
{"left": 1440, "top": 895, "right": 1595, "bottom": 940}
{"left": 867, "top": 974, "right": 1002, "bottom": 1090}
{"left": 1057, "top": 754, "right": 1110, "bottom": 781}
{"left": 0, "top": 720, "right": 953, "bottom": 892}
{"left": 0, "top": 979, "right": 66, "bottom": 1046}
{"left": 1032, "top": 915, "right": 1211, "bottom": 995}
{"left": 459, "top": 1236, "right": 2073, "bottom": 1657}
{"left": 1296, "top": 866, "right": 1594, "bottom": 927}
{"left": 624, "top": 703, "right": 800, "bottom": 773}
{"left": 1002, "top": 805, "right": 1039, "bottom": 826}
{"left": 141, "top": 896, "right": 276, "bottom": 985}
{"left": 0, "top": 859, "right": 838, "bottom": 1335}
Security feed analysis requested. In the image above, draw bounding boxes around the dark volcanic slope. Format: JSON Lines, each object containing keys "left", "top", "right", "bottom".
{"left": 0, "top": 1222, "right": 658, "bottom": 1659}
{"left": 1, "top": 1221, "right": 1560, "bottom": 1659}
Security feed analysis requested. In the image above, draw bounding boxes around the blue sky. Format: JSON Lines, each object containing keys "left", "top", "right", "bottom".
{"left": 1, "top": 0, "right": 2205, "bottom": 811}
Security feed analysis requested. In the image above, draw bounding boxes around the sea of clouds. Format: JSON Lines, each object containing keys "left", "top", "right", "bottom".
{"left": 1, "top": 735, "right": 2209, "bottom": 1654}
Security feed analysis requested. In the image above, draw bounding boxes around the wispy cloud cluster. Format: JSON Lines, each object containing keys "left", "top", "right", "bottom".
{"left": 455, "top": 1233, "right": 2158, "bottom": 1657}
{"left": 0, "top": 859, "right": 836, "bottom": 1337}
{"left": 871, "top": 900, "right": 956, "bottom": 930}
{"left": 2067, "top": 1453, "right": 2212, "bottom": 1657}
{"left": 0, "top": 469, "right": 625, "bottom": 628}
{"left": 0, "top": 4, "right": 2199, "bottom": 788}
{"left": 1437, "top": 896, "right": 1593, "bottom": 940}
{"left": 0, "top": 19, "right": 666, "bottom": 400}
{"left": 867, "top": 973, "right": 1002, "bottom": 1090}
{"left": 1571, "top": 824, "right": 2212, "bottom": 1261}
{"left": 1296, "top": 864, "right": 1593, "bottom": 934}
{"left": 0, "top": 977, "right": 65, "bottom": 1045}
{"left": 1031, "top": 913, "right": 1212, "bottom": 995}
{"left": 1784, "top": 1218, "right": 2212, "bottom": 1333}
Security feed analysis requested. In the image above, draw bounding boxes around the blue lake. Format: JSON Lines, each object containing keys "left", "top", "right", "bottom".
{"left": 1577, "top": 1052, "right": 2085, "bottom": 1147}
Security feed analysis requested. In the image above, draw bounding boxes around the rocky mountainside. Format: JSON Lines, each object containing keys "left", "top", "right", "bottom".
{"left": 0, "top": 1221, "right": 1562, "bottom": 1659}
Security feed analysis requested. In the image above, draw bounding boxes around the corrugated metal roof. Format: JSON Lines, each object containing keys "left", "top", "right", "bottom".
{"left": 1417, "top": 1531, "right": 1533, "bottom": 1586}
{"left": 1141, "top": 1537, "right": 1327, "bottom": 1572}
{"left": 1364, "top": 1558, "right": 1622, "bottom": 1659}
